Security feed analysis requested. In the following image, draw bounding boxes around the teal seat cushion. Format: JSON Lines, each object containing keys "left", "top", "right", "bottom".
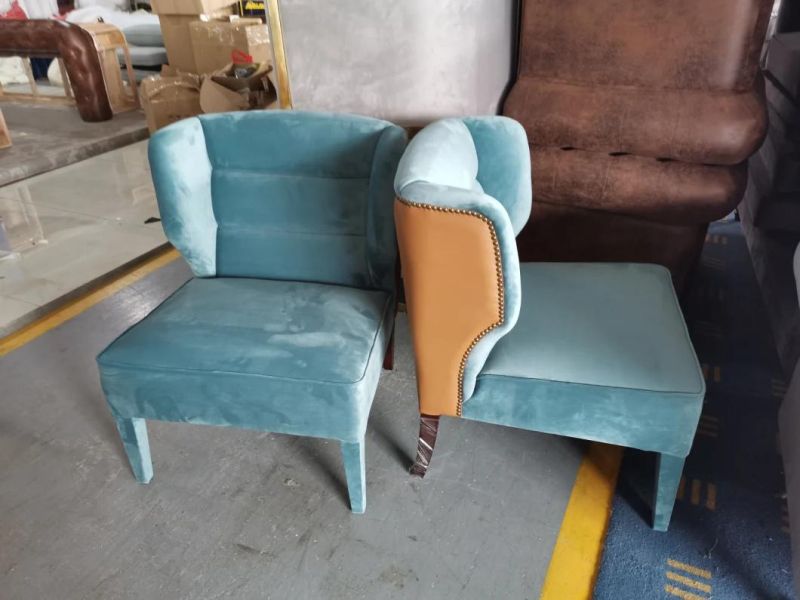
{"left": 463, "top": 263, "right": 705, "bottom": 456}
{"left": 97, "top": 278, "right": 394, "bottom": 442}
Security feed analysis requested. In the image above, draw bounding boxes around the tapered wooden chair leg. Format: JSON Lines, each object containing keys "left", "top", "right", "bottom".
{"left": 410, "top": 415, "right": 440, "bottom": 477}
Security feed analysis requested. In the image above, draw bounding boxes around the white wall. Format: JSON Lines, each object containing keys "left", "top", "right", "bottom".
{"left": 279, "top": 0, "right": 516, "bottom": 125}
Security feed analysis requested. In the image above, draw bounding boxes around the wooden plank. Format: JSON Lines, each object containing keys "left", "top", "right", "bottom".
{"left": 78, "top": 22, "right": 138, "bottom": 113}
{"left": 0, "top": 109, "right": 11, "bottom": 149}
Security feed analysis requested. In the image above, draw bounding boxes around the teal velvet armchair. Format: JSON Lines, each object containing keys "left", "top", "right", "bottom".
{"left": 394, "top": 116, "right": 705, "bottom": 531}
{"left": 97, "top": 111, "right": 406, "bottom": 513}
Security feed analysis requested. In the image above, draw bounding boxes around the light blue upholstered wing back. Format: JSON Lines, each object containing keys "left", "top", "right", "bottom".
{"left": 149, "top": 111, "right": 407, "bottom": 291}
{"left": 394, "top": 116, "right": 532, "bottom": 400}
{"left": 463, "top": 117, "right": 531, "bottom": 235}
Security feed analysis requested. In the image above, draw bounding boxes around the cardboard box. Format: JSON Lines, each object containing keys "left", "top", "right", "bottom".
{"left": 0, "top": 108, "right": 11, "bottom": 149}
{"left": 150, "top": 0, "right": 236, "bottom": 15}
{"left": 158, "top": 7, "right": 235, "bottom": 72}
{"left": 767, "top": 33, "right": 800, "bottom": 101}
{"left": 199, "top": 62, "right": 276, "bottom": 113}
{"left": 139, "top": 68, "right": 203, "bottom": 133}
{"left": 189, "top": 18, "right": 270, "bottom": 75}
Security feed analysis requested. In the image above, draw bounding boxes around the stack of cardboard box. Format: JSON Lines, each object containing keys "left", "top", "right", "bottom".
{"left": 140, "top": 0, "right": 275, "bottom": 132}
{"left": 744, "top": 33, "right": 800, "bottom": 232}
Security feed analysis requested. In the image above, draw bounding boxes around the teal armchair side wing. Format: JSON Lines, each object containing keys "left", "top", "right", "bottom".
{"left": 97, "top": 111, "right": 407, "bottom": 513}
{"left": 394, "top": 116, "right": 705, "bottom": 530}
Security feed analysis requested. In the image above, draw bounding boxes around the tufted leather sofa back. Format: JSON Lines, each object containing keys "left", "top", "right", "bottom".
{"left": 0, "top": 20, "right": 113, "bottom": 122}
{"left": 505, "top": 0, "right": 773, "bottom": 166}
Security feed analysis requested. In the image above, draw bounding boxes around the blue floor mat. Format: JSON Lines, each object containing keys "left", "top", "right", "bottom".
{"left": 594, "top": 221, "right": 795, "bottom": 600}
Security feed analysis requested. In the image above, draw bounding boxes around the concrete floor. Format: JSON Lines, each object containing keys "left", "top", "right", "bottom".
{"left": 0, "top": 258, "right": 582, "bottom": 599}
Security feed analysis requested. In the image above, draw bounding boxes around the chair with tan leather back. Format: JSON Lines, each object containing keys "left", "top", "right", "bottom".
{"left": 394, "top": 116, "right": 706, "bottom": 531}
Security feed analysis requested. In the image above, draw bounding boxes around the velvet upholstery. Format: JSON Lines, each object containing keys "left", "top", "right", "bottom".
{"left": 150, "top": 111, "right": 406, "bottom": 291}
{"left": 464, "top": 263, "right": 704, "bottom": 458}
{"left": 98, "top": 111, "right": 406, "bottom": 513}
{"left": 463, "top": 117, "right": 532, "bottom": 236}
{"left": 98, "top": 279, "right": 394, "bottom": 442}
{"left": 395, "top": 117, "right": 529, "bottom": 400}
{"left": 396, "top": 116, "right": 705, "bottom": 530}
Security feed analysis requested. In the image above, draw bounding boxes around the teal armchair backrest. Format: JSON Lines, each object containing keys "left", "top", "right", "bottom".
{"left": 394, "top": 116, "right": 531, "bottom": 410}
{"left": 149, "top": 111, "right": 407, "bottom": 292}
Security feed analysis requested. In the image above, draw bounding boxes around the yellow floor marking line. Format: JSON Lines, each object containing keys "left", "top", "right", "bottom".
{"left": 697, "top": 415, "right": 719, "bottom": 439}
{"left": 664, "top": 584, "right": 708, "bottom": 600}
{"left": 677, "top": 479, "right": 716, "bottom": 510}
{"left": 701, "top": 365, "right": 721, "bottom": 383}
{"left": 664, "top": 558, "right": 713, "bottom": 599}
{"left": 539, "top": 443, "right": 623, "bottom": 600}
{"left": 666, "top": 571, "right": 712, "bottom": 593}
{"left": 667, "top": 558, "right": 712, "bottom": 579}
{"left": 691, "top": 479, "right": 702, "bottom": 505}
{"left": 0, "top": 247, "right": 180, "bottom": 357}
{"left": 705, "top": 483, "right": 717, "bottom": 510}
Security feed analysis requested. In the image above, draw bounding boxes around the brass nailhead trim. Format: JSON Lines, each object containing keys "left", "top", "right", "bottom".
{"left": 397, "top": 197, "right": 505, "bottom": 416}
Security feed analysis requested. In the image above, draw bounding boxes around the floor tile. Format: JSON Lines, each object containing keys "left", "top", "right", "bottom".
{"left": 0, "top": 142, "right": 165, "bottom": 332}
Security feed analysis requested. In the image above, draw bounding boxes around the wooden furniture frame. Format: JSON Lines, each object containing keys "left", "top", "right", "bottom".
{"left": 0, "top": 108, "right": 11, "bottom": 149}
{"left": 0, "top": 57, "right": 74, "bottom": 106}
{"left": 78, "top": 23, "right": 138, "bottom": 113}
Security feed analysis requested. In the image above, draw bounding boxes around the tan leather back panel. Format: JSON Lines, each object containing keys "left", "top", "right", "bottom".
{"left": 395, "top": 198, "right": 503, "bottom": 417}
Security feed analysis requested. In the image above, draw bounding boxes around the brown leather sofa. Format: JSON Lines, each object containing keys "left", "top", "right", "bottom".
{"left": 503, "top": 0, "right": 774, "bottom": 289}
{"left": 0, "top": 20, "right": 113, "bottom": 122}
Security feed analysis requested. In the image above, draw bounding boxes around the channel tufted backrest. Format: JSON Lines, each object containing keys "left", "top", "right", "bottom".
{"left": 149, "top": 111, "right": 407, "bottom": 292}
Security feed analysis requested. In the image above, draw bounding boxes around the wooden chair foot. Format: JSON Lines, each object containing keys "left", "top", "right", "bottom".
{"left": 410, "top": 415, "right": 440, "bottom": 477}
